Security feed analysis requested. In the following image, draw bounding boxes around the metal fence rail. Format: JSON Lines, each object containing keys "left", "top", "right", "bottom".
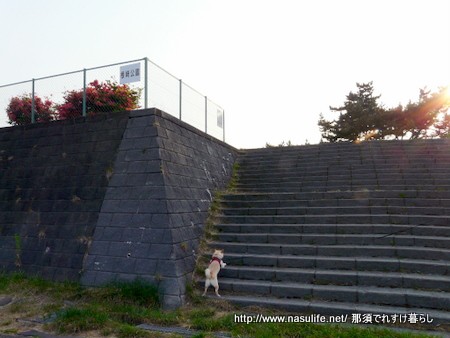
{"left": 0, "top": 57, "right": 225, "bottom": 141}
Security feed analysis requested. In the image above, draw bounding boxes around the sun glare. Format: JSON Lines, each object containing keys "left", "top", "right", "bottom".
{"left": 444, "top": 86, "right": 450, "bottom": 105}
{"left": 445, "top": 86, "right": 450, "bottom": 99}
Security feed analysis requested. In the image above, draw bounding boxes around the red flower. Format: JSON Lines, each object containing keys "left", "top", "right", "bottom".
{"left": 6, "top": 94, "right": 55, "bottom": 126}
{"left": 57, "top": 80, "right": 140, "bottom": 119}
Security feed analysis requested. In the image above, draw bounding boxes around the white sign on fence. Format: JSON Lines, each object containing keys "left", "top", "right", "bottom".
{"left": 217, "top": 109, "right": 223, "bottom": 129}
{"left": 120, "top": 63, "right": 141, "bottom": 84}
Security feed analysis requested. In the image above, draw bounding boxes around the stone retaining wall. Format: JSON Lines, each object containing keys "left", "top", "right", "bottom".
{"left": 0, "top": 108, "right": 237, "bottom": 308}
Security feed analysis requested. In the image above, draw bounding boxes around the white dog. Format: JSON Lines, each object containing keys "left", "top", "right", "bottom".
{"left": 202, "top": 249, "right": 227, "bottom": 297}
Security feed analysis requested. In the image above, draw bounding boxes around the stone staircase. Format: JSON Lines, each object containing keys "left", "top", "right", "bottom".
{"left": 208, "top": 140, "right": 450, "bottom": 325}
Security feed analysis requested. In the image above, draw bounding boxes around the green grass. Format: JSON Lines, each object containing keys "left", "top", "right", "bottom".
{"left": 116, "top": 324, "right": 151, "bottom": 338}
{"left": 107, "top": 278, "right": 159, "bottom": 307}
{"left": 227, "top": 162, "right": 241, "bottom": 192}
{"left": 188, "top": 308, "right": 234, "bottom": 332}
{"left": 230, "top": 322, "right": 432, "bottom": 338}
{"left": 0, "top": 271, "right": 441, "bottom": 338}
{"left": 53, "top": 307, "right": 108, "bottom": 333}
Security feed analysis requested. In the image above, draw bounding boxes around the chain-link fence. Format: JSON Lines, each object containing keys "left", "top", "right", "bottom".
{"left": 0, "top": 58, "right": 225, "bottom": 141}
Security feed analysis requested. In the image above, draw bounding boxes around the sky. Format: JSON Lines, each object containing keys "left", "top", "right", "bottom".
{"left": 0, "top": 0, "right": 449, "bottom": 149}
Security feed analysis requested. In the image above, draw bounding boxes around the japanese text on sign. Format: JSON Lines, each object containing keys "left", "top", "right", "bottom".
{"left": 120, "top": 63, "right": 141, "bottom": 84}
{"left": 217, "top": 109, "right": 224, "bottom": 129}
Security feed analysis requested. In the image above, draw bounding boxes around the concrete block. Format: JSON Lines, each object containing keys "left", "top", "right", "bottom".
{"left": 162, "top": 294, "right": 183, "bottom": 310}
{"left": 148, "top": 244, "right": 173, "bottom": 259}
{"left": 134, "top": 259, "right": 158, "bottom": 275}
{"left": 102, "top": 227, "right": 124, "bottom": 241}
{"left": 108, "top": 241, "right": 134, "bottom": 257}
{"left": 156, "top": 260, "right": 180, "bottom": 278}
{"left": 94, "top": 271, "right": 119, "bottom": 286}
{"left": 142, "top": 229, "right": 165, "bottom": 244}
{"left": 138, "top": 200, "right": 168, "bottom": 214}
{"left": 121, "top": 227, "right": 144, "bottom": 242}
{"left": 81, "top": 270, "right": 97, "bottom": 286}
{"left": 125, "top": 148, "right": 160, "bottom": 162}
{"left": 131, "top": 214, "right": 154, "bottom": 227}
{"left": 110, "top": 213, "right": 132, "bottom": 227}
{"left": 150, "top": 214, "right": 170, "bottom": 227}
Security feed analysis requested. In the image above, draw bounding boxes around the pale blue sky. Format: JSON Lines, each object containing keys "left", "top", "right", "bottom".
{"left": 1, "top": 0, "right": 449, "bottom": 148}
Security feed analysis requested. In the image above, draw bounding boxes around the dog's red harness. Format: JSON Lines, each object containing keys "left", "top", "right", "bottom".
{"left": 210, "top": 257, "right": 222, "bottom": 264}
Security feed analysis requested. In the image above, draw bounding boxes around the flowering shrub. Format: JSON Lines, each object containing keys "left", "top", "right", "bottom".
{"left": 57, "top": 80, "right": 140, "bottom": 119}
{"left": 6, "top": 94, "right": 55, "bottom": 126}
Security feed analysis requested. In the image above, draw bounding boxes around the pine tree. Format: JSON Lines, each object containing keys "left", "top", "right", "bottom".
{"left": 319, "top": 82, "right": 383, "bottom": 142}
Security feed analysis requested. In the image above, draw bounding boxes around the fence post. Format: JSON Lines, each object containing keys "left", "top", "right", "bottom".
{"left": 31, "top": 79, "right": 36, "bottom": 124}
{"left": 179, "top": 79, "right": 182, "bottom": 120}
{"left": 144, "top": 58, "right": 148, "bottom": 109}
{"left": 82, "top": 69, "right": 87, "bottom": 117}
{"left": 205, "top": 96, "right": 208, "bottom": 134}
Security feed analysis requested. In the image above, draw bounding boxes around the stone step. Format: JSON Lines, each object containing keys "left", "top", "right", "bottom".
{"left": 238, "top": 157, "right": 450, "bottom": 166}
{"left": 239, "top": 160, "right": 450, "bottom": 170}
{"left": 236, "top": 180, "right": 450, "bottom": 189}
{"left": 213, "top": 279, "right": 450, "bottom": 311}
{"left": 237, "top": 173, "right": 450, "bottom": 185}
{"left": 218, "top": 214, "right": 450, "bottom": 226}
{"left": 237, "top": 170, "right": 450, "bottom": 181}
{"left": 222, "top": 190, "right": 450, "bottom": 201}
{"left": 239, "top": 148, "right": 450, "bottom": 160}
{"left": 221, "top": 206, "right": 450, "bottom": 216}
{"left": 220, "top": 198, "right": 450, "bottom": 209}
{"left": 241, "top": 143, "right": 450, "bottom": 153}
{"left": 240, "top": 142, "right": 450, "bottom": 153}
{"left": 240, "top": 147, "right": 450, "bottom": 158}
{"left": 237, "top": 173, "right": 450, "bottom": 183}
{"left": 217, "top": 233, "right": 450, "bottom": 249}
{"left": 237, "top": 166, "right": 450, "bottom": 177}
{"left": 219, "top": 294, "right": 450, "bottom": 325}
{"left": 216, "top": 224, "right": 450, "bottom": 237}
{"left": 221, "top": 253, "right": 450, "bottom": 275}
{"left": 205, "top": 141, "right": 450, "bottom": 324}
{"left": 236, "top": 185, "right": 450, "bottom": 193}
{"left": 210, "top": 241, "right": 450, "bottom": 260}
{"left": 219, "top": 266, "right": 450, "bottom": 294}
{"left": 218, "top": 266, "right": 450, "bottom": 292}
{"left": 237, "top": 163, "right": 450, "bottom": 176}
{"left": 241, "top": 161, "right": 450, "bottom": 169}
{"left": 240, "top": 146, "right": 450, "bottom": 159}
{"left": 237, "top": 173, "right": 450, "bottom": 182}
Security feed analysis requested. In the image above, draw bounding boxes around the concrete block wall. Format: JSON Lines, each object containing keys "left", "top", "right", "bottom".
{"left": 80, "top": 109, "right": 237, "bottom": 308}
{"left": 0, "top": 112, "right": 129, "bottom": 281}
{"left": 0, "top": 108, "right": 237, "bottom": 309}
